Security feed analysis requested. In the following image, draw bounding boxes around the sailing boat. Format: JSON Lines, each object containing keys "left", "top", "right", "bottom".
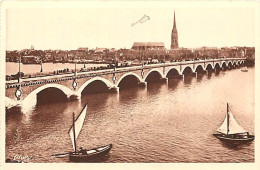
{"left": 52, "top": 104, "right": 112, "bottom": 162}
{"left": 213, "top": 103, "right": 254, "bottom": 145}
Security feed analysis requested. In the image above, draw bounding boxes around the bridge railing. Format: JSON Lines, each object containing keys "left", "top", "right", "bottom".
{"left": 6, "top": 58, "right": 245, "bottom": 86}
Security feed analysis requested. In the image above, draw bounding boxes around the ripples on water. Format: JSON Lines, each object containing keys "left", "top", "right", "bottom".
{"left": 6, "top": 68, "right": 254, "bottom": 163}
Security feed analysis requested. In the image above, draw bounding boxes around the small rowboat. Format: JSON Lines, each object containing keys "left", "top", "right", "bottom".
{"left": 52, "top": 104, "right": 112, "bottom": 162}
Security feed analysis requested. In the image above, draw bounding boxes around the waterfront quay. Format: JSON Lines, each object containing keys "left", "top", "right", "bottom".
{"left": 5, "top": 58, "right": 245, "bottom": 111}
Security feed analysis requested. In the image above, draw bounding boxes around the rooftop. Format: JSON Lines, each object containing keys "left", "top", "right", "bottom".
{"left": 78, "top": 47, "right": 88, "bottom": 51}
{"left": 132, "top": 42, "right": 165, "bottom": 47}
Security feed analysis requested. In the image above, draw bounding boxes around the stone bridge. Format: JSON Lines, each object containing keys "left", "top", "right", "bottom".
{"left": 5, "top": 58, "right": 245, "bottom": 110}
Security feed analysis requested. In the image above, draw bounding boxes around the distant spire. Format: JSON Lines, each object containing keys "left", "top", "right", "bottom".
{"left": 173, "top": 10, "right": 176, "bottom": 28}
{"left": 171, "top": 10, "right": 178, "bottom": 49}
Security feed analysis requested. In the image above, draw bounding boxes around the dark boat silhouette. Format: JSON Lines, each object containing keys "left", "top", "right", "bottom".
{"left": 213, "top": 103, "right": 254, "bottom": 145}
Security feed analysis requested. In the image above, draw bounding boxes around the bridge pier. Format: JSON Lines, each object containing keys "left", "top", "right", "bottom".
{"left": 192, "top": 72, "right": 197, "bottom": 78}
{"left": 160, "top": 77, "right": 168, "bottom": 83}
{"left": 138, "top": 81, "right": 147, "bottom": 87}
{"left": 109, "top": 86, "right": 119, "bottom": 93}
{"left": 68, "top": 94, "right": 81, "bottom": 101}
{"left": 176, "top": 75, "right": 184, "bottom": 80}
{"left": 215, "top": 68, "right": 221, "bottom": 73}
{"left": 181, "top": 74, "right": 185, "bottom": 81}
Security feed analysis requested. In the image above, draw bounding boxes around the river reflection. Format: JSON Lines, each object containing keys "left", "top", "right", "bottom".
{"left": 168, "top": 78, "right": 181, "bottom": 90}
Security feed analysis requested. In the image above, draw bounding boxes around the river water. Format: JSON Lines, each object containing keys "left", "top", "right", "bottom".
{"left": 5, "top": 65, "right": 254, "bottom": 163}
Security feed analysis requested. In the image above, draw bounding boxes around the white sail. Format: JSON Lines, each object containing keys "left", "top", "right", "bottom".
{"left": 69, "top": 105, "right": 88, "bottom": 151}
{"left": 217, "top": 107, "right": 248, "bottom": 135}
{"left": 217, "top": 113, "right": 228, "bottom": 134}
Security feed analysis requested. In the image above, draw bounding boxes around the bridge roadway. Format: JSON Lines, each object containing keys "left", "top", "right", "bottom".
{"left": 5, "top": 58, "right": 245, "bottom": 111}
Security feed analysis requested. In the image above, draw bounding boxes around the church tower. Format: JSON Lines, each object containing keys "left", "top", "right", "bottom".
{"left": 171, "top": 11, "right": 178, "bottom": 49}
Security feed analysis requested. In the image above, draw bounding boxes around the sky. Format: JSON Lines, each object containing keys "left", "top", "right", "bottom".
{"left": 6, "top": 6, "right": 255, "bottom": 50}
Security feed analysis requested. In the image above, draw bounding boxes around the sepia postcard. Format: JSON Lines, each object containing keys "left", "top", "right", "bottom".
{"left": 0, "top": 1, "right": 260, "bottom": 170}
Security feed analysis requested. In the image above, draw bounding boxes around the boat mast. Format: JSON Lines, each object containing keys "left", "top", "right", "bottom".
{"left": 73, "top": 112, "right": 77, "bottom": 152}
{"left": 227, "top": 103, "right": 229, "bottom": 135}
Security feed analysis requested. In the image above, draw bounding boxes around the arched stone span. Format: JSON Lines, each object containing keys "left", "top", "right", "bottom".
{"left": 232, "top": 61, "right": 237, "bottom": 68}
{"left": 144, "top": 68, "right": 164, "bottom": 81}
{"left": 214, "top": 63, "right": 221, "bottom": 70}
{"left": 77, "top": 76, "right": 114, "bottom": 96}
{"left": 116, "top": 72, "right": 143, "bottom": 87}
{"left": 205, "top": 63, "right": 213, "bottom": 70}
{"left": 22, "top": 83, "right": 74, "bottom": 108}
{"left": 166, "top": 68, "right": 180, "bottom": 77}
{"left": 228, "top": 61, "right": 233, "bottom": 69}
{"left": 194, "top": 64, "right": 204, "bottom": 73}
{"left": 182, "top": 66, "right": 193, "bottom": 75}
{"left": 221, "top": 62, "right": 227, "bottom": 68}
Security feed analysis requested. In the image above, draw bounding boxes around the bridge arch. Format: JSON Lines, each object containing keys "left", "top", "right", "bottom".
{"left": 77, "top": 76, "right": 114, "bottom": 95}
{"left": 205, "top": 63, "right": 214, "bottom": 70}
{"left": 214, "top": 63, "right": 221, "bottom": 70}
{"left": 22, "top": 83, "right": 74, "bottom": 107}
{"left": 232, "top": 61, "right": 237, "bottom": 68}
{"left": 227, "top": 61, "right": 233, "bottom": 69}
{"left": 194, "top": 64, "right": 205, "bottom": 73}
{"left": 182, "top": 66, "right": 193, "bottom": 75}
{"left": 144, "top": 68, "right": 164, "bottom": 81}
{"left": 227, "top": 61, "right": 232, "bottom": 65}
{"left": 166, "top": 67, "right": 181, "bottom": 77}
{"left": 221, "top": 61, "right": 227, "bottom": 68}
{"left": 116, "top": 72, "right": 143, "bottom": 87}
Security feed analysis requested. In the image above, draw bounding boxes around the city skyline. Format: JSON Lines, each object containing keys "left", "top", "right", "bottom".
{"left": 6, "top": 7, "right": 255, "bottom": 50}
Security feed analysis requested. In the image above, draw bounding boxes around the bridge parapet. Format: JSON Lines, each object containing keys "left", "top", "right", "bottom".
{"left": 5, "top": 58, "right": 245, "bottom": 88}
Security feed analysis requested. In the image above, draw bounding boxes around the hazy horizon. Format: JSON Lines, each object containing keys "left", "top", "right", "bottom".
{"left": 6, "top": 7, "right": 255, "bottom": 51}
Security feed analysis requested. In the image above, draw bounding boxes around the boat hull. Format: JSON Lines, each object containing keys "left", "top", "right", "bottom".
{"left": 241, "top": 70, "right": 248, "bottom": 72}
{"left": 213, "top": 134, "right": 254, "bottom": 145}
{"left": 69, "top": 144, "right": 112, "bottom": 162}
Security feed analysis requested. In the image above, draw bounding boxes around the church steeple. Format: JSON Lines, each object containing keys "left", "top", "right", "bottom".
{"left": 173, "top": 11, "right": 176, "bottom": 28}
{"left": 171, "top": 11, "right": 178, "bottom": 49}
